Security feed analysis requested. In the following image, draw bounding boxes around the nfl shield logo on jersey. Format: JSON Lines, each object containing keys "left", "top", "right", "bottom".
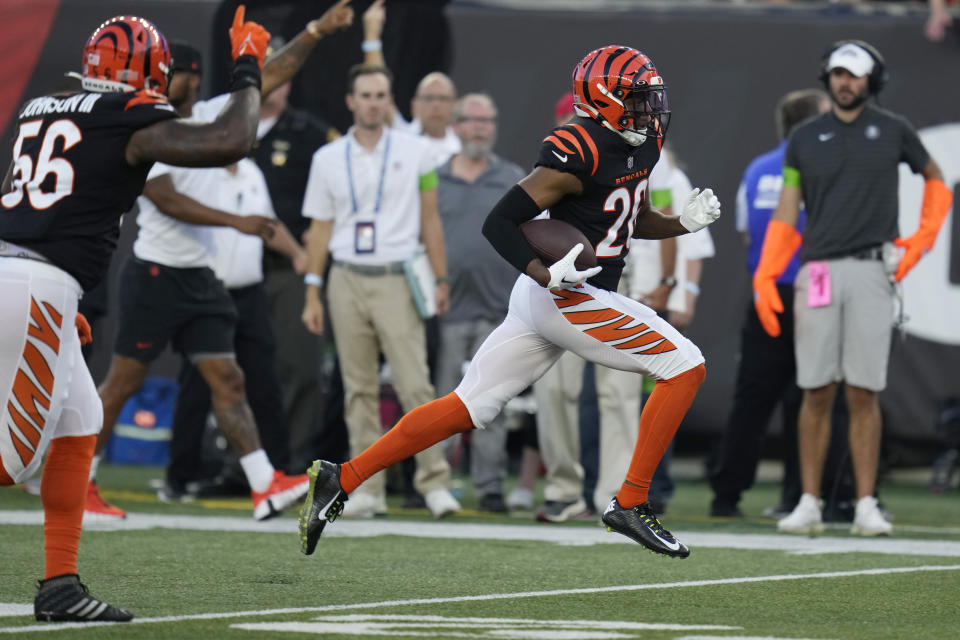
{"left": 627, "top": 156, "right": 634, "bottom": 169}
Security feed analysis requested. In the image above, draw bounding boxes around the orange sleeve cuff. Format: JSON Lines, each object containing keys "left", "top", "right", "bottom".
{"left": 755, "top": 219, "right": 802, "bottom": 281}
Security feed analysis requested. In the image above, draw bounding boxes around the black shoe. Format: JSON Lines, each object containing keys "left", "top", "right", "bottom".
{"left": 34, "top": 574, "right": 133, "bottom": 622}
{"left": 709, "top": 500, "right": 744, "bottom": 518}
{"left": 762, "top": 501, "right": 797, "bottom": 519}
{"left": 478, "top": 493, "right": 508, "bottom": 513}
{"left": 298, "top": 460, "right": 348, "bottom": 555}
{"left": 535, "top": 498, "right": 591, "bottom": 523}
{"left": 601, "top": 498, "right": 690, "bottom": 558}
{"left": 156, "top": 481, "right": 196, "bottom": 503}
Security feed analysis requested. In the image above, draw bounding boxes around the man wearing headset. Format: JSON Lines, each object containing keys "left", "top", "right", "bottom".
{"left": 754, "top": 41, "right": 952, "bottom": 536}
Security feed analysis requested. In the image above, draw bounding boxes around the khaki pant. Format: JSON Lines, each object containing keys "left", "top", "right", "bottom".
{"left": 327, "top": 265, "right": 451, "bottom": 496}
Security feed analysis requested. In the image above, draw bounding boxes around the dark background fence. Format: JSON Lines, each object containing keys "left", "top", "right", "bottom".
{"left": 2, "top": 0, "right": 957, "bottom": 463}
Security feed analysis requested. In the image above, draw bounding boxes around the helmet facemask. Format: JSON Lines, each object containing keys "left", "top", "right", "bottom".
{"left": 611, "top": 81, "right": 670, "bottom": 147}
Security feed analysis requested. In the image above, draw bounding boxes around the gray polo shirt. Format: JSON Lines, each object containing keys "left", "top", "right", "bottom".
{"left": 437, "top": 154, "right": 525, "bottom": 324}
{"left": 784, "top": 104, "right": 929, "bottom": 261}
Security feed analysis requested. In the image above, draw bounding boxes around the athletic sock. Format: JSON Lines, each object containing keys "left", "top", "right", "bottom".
{"left": 42, "top": 435, "right": 96, "bottom": 579}
{"left": 617, "top": 364, "right": 705, "bottom": 508}
{"left": 340, "top": 392, "right": 472, "bottom": 494}
{"left": 239, "top": 449, "right": 274, "bottom": 493}
{"left": 87, "top": 454, "right": 101, "bottom": 482}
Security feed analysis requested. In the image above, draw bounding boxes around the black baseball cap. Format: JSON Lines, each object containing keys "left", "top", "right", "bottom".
{"left": 169, "top": 41, "right": 202, "bottom": 74}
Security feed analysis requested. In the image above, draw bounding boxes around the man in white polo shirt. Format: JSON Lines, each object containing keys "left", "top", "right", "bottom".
{"left": 158, "top": 157, "right": 307, "bottom": 502}
{"left": 301, "top": 64, "right": 460, "bottom": 518}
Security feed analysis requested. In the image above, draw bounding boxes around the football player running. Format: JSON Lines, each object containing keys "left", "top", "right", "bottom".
{"left": 0, "top": 8, "right": 269, "bottom": 623}
{"left": 299, "top": 46, "right": 720, "bottom": 559}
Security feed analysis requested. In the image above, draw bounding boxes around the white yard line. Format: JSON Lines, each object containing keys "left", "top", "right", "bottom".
{"left": 3, "top": 510, "right": 960, "bottom": 557}
{"left": 1, "top": 564, "right": 958, "bottom": 634}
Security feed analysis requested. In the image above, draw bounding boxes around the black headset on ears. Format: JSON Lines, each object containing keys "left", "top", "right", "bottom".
{"left": 818, "top": 39, "right": 888, "bottom": 95}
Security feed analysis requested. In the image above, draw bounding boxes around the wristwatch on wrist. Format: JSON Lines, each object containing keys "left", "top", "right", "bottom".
{"left": 660, "top": 275, "right": 677, "bottom": 288}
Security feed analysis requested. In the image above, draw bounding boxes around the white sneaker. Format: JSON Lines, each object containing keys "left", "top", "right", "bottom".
{"left": 424, "top": 488, "right": 461, "bottom": 518}
{"left": 341, "top": 491, "right": 386, "bottom": 518}
{"left": 506, "top": 487, "right": 534, "bottom": 510}
{"left": 777, "top": 493, "right": 824, "bottom": 535}
{"left": 851, "top": 496, "right": 892, "bottom": 536}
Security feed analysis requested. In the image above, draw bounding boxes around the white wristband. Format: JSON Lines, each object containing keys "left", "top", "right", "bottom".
{"left": 304, "top": 273, "right": 324, "bottom": 287}
{"left": 361, "top": 40, "right": 383, "bottom": 52}
{"left": 684, "top": 281, "right": 701, "bottom": 296}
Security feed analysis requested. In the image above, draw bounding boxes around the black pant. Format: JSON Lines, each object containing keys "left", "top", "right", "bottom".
{"left": 166, "top": 283, "right": 290, "bottom": 488}
{"left": 710, "top": 284, "right": 802, "bottom": 507}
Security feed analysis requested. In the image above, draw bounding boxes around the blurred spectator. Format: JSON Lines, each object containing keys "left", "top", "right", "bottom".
{"left": 250, "top": 77, "right": 348, "bottom": 471}
{"left": 159, "top": 157, "right": 306, "bottom": 501}
{"left": 708, "top": 88, "right": 829, "bottom": 519}
{"left": 362, "top": 0, "right": 460, "bottom": 168}
{"left": 926, "top": 0, "right": 955, "bottom": 40}
{"left": 300, "top": 64, "right": 460, "bottom": 518}
{"left": 755, "top": 41, "right": 950, "bottom": 536}
{"left": 435, "top": 94, "right": 525, "bottom": 512}
{"left": 628, "top": 155, "right": 715, "bottom": 514}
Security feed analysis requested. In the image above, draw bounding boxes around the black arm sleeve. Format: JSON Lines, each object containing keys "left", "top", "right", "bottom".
{"left": 481, "top": 184, "right": 542, "bottom": 274}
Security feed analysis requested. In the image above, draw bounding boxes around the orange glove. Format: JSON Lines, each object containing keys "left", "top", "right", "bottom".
{"left": 229, "top": 5, "right": 270, "bottom": 68}
{"left": 752, "top": 219, "right": 802, "bottom": 338}
{"left": 75, "top": 313, "right": 92, "bottom": 346}
{"left": 893, "top": 179, "right": 953, "bottom": 281}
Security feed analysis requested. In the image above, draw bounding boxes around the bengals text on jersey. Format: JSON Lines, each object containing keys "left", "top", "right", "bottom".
{"left": 535, "top": 115, "right": 663, "bottom": 292}
{"left": 0, "top": 89, "right": 177, "bottom": 290}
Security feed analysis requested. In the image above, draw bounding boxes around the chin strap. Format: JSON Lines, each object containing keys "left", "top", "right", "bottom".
{"left": 576, "top": 98, "right": 648, "bottom": 146}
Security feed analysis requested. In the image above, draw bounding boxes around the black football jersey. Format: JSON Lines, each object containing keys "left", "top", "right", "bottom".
{"left": 535, "top": 116, "right": 662, "bottom": 291}
{"left": 0, "top": 90, "right": 177, "bottom": 290}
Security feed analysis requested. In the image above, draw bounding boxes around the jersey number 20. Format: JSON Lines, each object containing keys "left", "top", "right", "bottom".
{"left": 598, "top": 178, "right": 648, "bottom": 258}
{"left": 2, "top": 119, "right": 82, "bottom": 211}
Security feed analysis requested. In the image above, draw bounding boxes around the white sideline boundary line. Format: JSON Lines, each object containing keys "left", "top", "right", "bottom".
{"left": 1, "top": 564, "right": 958, "bottom": 634}
{"left": 3, "top": 510, "right": 960, "bottom": 557}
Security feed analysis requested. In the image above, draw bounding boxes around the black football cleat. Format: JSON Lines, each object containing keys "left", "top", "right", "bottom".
{"left": 34, "top": 574, "right": 133, "bottom": 622}
{"left": 601, "top": 498, "right": 690, "bottom": 558}
{"left": 298, "top": 460, "right": 348, "bottom": 555}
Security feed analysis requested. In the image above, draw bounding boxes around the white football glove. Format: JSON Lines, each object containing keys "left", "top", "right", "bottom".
{"left": 678, "top": 187, "right": 721, "bottom": 233}
{"left": 546, "top": 243, "right": 602, "bottom": 290}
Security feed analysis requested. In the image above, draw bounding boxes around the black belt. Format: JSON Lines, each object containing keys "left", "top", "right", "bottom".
{"left": 849, "top": 245, "right": 883, "bottom": 261}
{"left": 332, "top": 260, "right": 406, "bottom": 276}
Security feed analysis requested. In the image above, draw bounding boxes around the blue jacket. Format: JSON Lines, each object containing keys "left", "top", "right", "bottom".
{"left": 735, "top": 141, "right": 805, "bottom": 284}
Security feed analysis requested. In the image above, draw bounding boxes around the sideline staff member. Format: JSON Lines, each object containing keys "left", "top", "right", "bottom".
{"left": 754, "top": 41, "right": 952, "bottom": 536}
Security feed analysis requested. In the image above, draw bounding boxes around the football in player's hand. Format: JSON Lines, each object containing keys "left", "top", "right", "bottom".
{"left": 520, "top": 219, "right": 597, "bottom": 269}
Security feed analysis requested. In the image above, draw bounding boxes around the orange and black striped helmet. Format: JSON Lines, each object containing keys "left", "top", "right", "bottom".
{"left": 572, "top": 45, "right": 670, "bottom": 144}
{"left": 79, "top": 16, "right": 171, "bottom": 94}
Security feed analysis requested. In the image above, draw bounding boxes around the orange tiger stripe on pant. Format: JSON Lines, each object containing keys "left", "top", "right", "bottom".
{"left": 554, "top": 290, "right": 676, "bottom": 354}
{"left": 4, "top": 296, "right": 62, "bottom": 469}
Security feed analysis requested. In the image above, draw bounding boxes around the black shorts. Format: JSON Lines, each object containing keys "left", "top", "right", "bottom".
{"left": 114, "top": 258, "right": 237, "bottom": 363}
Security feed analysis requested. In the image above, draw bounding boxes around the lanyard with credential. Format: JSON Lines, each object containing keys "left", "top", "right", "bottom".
{"left": 345, "top": 132, "right": 391, "bottom": 214}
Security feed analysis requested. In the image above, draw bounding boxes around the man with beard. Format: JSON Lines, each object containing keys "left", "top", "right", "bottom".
{"left": 434, "top": 94, "right": 524, "bottom": 512}
{"left": 754, "top": 41, "right": 951, "bottom": 536}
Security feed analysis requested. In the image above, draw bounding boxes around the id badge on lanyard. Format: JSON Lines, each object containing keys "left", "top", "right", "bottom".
{"left": 355, "top": 222, "right": 375, "bottom": 254}
{"left": 346, "top": 133, "right": 390, "bottom": 257}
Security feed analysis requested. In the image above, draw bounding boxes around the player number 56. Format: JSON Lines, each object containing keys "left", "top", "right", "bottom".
{"left": 2, "top": 119, "right": 82, "bottom": 211}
